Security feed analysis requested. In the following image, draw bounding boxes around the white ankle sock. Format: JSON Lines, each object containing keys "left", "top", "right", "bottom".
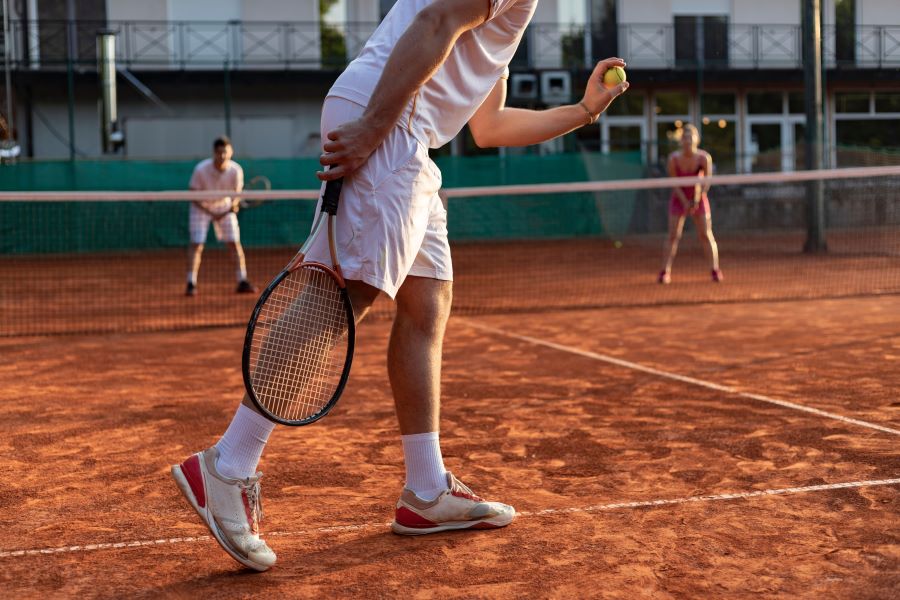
{"left": 401, "top": 431, "right": 448, "bottom": 501}
{"left": 215, "top": 404, "right": 276, "bottom": 480}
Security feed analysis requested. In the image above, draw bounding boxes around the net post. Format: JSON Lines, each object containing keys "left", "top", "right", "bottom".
{"left": 802, "top": 0, "right": 827, "bottom": 253}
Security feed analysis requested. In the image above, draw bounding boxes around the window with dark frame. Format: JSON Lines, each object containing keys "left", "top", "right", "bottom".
{"left": 674, "top": 15, "right": 729, "bottom": 67}
{"left": 590, "top": 0, "right": 618, "bottom": 63}
{"left": 835, "top": 0, "right": 856, "bottom": 65}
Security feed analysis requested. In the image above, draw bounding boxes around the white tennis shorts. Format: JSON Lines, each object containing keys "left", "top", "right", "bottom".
{"left": 189, "top": 203, "right": 240, "bottom": 245}
{"left": 305, "top": 96, "right": 452, "bottom": 299}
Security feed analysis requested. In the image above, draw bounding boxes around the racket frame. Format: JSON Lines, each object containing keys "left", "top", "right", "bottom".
{"left": 242, "top": 177, "right": 355, "bottom": 426}
{"left": 240, "top": 175, "right": 272, "bottom": 209}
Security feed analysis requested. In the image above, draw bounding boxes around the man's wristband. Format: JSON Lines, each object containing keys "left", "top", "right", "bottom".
{"left": 578, "top": 101, "right": 597, "bottom": 125}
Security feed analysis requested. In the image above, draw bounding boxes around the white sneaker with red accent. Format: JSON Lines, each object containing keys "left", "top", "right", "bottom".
{"left": 391, "top": 472, "right": 515, "bottom": 535}
{"left": 171, "top": 447, "right": 276, "bottom": 571}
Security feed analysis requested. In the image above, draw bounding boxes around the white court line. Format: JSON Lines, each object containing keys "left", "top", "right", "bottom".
{"left": 2, "top": 478, "right": 897, "bottom": 559}
{"left": 464, "top": 321, "right": 900, "bottom": 437}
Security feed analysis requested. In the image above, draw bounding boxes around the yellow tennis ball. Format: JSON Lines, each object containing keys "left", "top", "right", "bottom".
{"left": 602, "top": 66, "right": 626, "bottom": 89}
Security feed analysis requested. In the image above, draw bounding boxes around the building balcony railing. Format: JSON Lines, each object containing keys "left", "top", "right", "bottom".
{"left": 2, "top": 20, "right": 899, "bottom": 71}
{"left": 1, "top": 20, "right": 378, "bottom": 70}
{"left": 612, "top": 23, "right": 900, "bottom": 69}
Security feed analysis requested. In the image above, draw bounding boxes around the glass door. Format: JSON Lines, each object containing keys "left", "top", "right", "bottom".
{"left": 746, "top": 122, "right": 782, "bottom": 172}
{"left": 602, "top": 122, "right": 646, "bottom": 163}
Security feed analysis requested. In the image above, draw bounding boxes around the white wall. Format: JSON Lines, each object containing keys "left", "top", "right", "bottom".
{"left": 732, "top": 0, "right": 800, "bottom": 25}
{"left": 345, "top": 0, "right": 379, "bottom": 21}
{"left": 32, "top": 96, "right": 324, "bottom": 160}
{"left": 241, "top": 0, "right": 316, "bottom": 21}
{"left": 671, "top": 0, "right": 730, "bottom": 15}
{"left": 106, "top": 0, "right": 168, "bottom": 21}
{"left": 168, "top": 0, "right": 241, "bottom": 22}
{"left": 109, "top": 0, "right": 316, "bottom": 22}
{"left": 858, "top": 0, "right": 900, "bottom": 26}
{"left": 619, "top": 0, "right": 672, "bottom": 24}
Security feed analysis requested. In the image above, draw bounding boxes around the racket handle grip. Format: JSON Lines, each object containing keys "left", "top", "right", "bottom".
{"left": 321, "top": 176, "right": 344, "bottom": 215}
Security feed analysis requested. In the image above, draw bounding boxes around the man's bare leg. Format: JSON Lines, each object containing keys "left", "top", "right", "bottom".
{"left": 386, "top": 276, "right": 516, "bottom": 534}
{"left": 186, "top": 243, "right": 204, "bottom": 292}
{"left": 227, "top": 241, "right": 250, "bottom": 285}
{"left": 387, "top": 276, "right": 452, "bottom": 500}
{"left": 388, "top": 276, "right": 451, "bottom": 434}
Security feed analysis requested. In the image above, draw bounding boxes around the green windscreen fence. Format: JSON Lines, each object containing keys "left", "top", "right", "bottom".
{"left": 0, "top": 152, "right": 644, "bottom": 254}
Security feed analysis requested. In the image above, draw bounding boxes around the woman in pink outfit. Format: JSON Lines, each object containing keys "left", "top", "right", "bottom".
{"left": 658, "top": 123, "right": 722, "bottom": 284}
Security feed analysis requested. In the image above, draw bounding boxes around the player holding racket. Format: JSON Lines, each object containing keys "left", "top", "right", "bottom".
{"left": 185, "top": 136, "right": 257, "bottom": 297}
{"left": 172, "top": 0, "right": 628, "bottom": 571}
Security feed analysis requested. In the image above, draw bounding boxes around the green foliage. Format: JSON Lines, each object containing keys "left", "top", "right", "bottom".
{"left": 319, "top": 0, "right": 346, "bottom": 68}
{"left": 319, "top": 0, "right": 340, "bottom": 18}
{"left": 320, "top": 24, "right": 347, "bottom": 69}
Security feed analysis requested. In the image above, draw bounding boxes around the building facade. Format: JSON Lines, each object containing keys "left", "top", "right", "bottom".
{"left": 1, "top": 0, "right": 897, "bottom": 170}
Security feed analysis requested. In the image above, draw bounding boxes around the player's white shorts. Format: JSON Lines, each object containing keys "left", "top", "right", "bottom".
{"left": 189, "top": 203, "right": 240, "bottom": 245}
{"left": 305, "top": 96, "right": 451, "bottom": 299}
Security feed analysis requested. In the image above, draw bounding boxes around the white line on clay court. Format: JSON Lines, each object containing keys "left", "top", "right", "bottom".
{"left": 5, "top": 320, "right": 897, "bottom": 560}
{"left": 3, "top": 478, "right": 898, "bottom": 559}
{"left": 463, "top": 321, "right": 900, "bottom": 437}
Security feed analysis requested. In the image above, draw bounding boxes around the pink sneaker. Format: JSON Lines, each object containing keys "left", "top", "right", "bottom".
{"left": 171, "top": 447, "right": 276, "bottom": 571}
{"left": 657, "top": 270, "right": 671, "bottom": 284}
{"left": 392, "top": 472, "right": 515, "bottom": 535}
{"left": 711, "top": 269, "right": 724, "bottom": 282}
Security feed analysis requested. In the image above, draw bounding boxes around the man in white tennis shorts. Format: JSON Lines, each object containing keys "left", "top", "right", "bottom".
{"left": 185, "top": 136, "right": 257, "bottom": 297}
{"left": 171, "top": 0, "right": 628, "bottom": 571}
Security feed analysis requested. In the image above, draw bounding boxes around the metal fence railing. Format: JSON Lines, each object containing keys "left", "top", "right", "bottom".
{"left": 2, "top": 20, "right": 899, "bottom": 71}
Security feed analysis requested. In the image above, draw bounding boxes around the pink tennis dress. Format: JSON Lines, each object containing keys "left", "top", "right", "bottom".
{"left": 669, "top": 158, "right": 710, "bottom": 217}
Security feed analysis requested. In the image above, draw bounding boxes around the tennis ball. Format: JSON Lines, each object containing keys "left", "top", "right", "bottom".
{"left": 614, "top": 240, "right": 623, "bottom": 249}
{"left": 602, "top": 66, "right": 626, "bottom": 90}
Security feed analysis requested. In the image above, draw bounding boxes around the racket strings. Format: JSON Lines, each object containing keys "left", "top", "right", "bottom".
{"left": 248, "top": 267, "right": 349, "bottom": 422}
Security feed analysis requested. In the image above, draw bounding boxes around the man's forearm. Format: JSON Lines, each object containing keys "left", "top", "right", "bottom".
{"left": 474, "top": 105, "right": 592, "bottom": 148}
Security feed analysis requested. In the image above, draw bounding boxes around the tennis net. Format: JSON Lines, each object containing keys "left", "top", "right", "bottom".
{"left": 2, "top": 166, "right": 898, "bottom": 336}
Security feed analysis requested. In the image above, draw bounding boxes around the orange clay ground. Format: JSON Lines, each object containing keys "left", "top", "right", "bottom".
{"left": 1, "top": 295, "right": 898, "bottom": 598}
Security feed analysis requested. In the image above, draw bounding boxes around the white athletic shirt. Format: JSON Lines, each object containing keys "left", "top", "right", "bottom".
{"left": 189, "top": 158, "right": 243, "bottom": 213}
{"left": 328, "top": 0, "right": 537, "bottom": 149}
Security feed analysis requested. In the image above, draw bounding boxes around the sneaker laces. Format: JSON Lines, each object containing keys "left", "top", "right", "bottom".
{"left": 239, "top": 475, "right": 264, "bottom": 528}
{"left": 449, "top": 474, "right": 483, "bottom": 502}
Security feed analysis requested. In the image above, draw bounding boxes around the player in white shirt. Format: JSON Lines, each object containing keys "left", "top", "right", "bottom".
{"left": 185, "top": 136, "right": 257, "bottom": 296}
{"left": 172, "top": 0, "right": 628, "bottom": 571}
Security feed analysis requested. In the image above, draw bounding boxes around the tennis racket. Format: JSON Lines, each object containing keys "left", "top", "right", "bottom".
{"left": 242, "top": 176, "right": 355, "bottom": 426}
{"left": 239, "top": 175, "right": 272, "bottom": 210}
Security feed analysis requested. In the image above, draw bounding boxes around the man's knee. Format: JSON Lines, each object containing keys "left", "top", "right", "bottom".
{"left": 396, "top": 278, "right": 452, "bottom": 333}
{"left": 346, "top": 279, "right": 380, "bottom": 318}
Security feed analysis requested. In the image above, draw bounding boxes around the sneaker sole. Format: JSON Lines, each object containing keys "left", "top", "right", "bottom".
{"left": 390, "top": 514, "right": 514, "bottom": 536}
{"left": 170, "top": 464, "right": 272, "bottom": 572}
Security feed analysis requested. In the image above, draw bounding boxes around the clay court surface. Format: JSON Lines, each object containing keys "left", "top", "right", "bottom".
{"left": 3, "top": 227, "right": 898, "bottom": 336}
{"left": 1, "top": 293, "right": 898, "bottom": 598}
